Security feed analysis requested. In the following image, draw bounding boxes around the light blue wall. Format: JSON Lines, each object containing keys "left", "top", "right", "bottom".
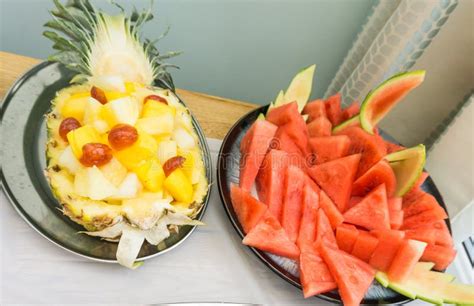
{"left": 0, "top": 0, "right": 375, "bottom": 104}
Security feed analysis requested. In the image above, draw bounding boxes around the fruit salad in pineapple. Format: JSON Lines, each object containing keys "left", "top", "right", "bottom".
{"left": 43, "top": 0, "right": 208, "bottom": 268}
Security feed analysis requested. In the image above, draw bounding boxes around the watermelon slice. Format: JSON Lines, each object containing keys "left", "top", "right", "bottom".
{"left": 282, "top": 64, "right": 316, "bottom": 112}
{"left": 338, "top": 126, "right": 387, "bottom": 178}
{"left": 347, "top": 196, "right": 362, "bottom": 210}
{"left": 342, "top": 101, "right": 360, "bottom": 121}
{"left": 319, "top": 243, "right": 376, "bottom": 306}
{"left": 299, "top": 248, "right": 337, "bottom": 298}
{"left": 325, "top": 93, "right": 343, "bottom": 126}
{"left": 351, "top": 231, "right": 380, "bottom": 263}
{"left": 404, "top": 227, "right": 437, "bottom": 245}
{"left": 307, "top": 116, "right": 332, "bottom": 137}
{"left": 343, "top": 184, "right": 390, "bottom": 230}
{"left": 308, "top": 135, "right": 350, "bottom": 165}
{"left": 230, "top": 184, "right": 268, "bottom": 234}
{"left": 421, "top": 244, "right": 457, "bottom": 271}
{"left": 401, "top": 208, "right": 448, "bottom": 229}
{"left": 387, "top": 239, "right": 427, "bottom": 282}
{"left": 351, "top": 159, "right": 397, "bottom": 197}
{"left": 336, "top": 224, "right": 359, "bottom": 253}
{"left": 319, "top": 190, "right": 344, "bottom": 229}
{"left": 297, "top": 184, "right": 319, "bottom": 251}
{"left": 303, "top": 99, "right": 326, "bottom": 123}
{"left": 388, "top": 197, "right": 403, "bottom": 210}
{"left": 386, "top": 144, "right": 426, "bottom": 197}
{"left": 385, "top": 140, "right": 405, "bottom": 154}
{"left": 403, "top": 188, "right": 425, "bottom": 208}
{"left": 369, "top": 230, "right": 405, "bottom": 271}
{"left": 315, "top": 209, "right": 337, "bottom": 248}
{"left": 359, "top": 70, "right": 425, "bottom": 134}
{"left": 412, "top": 171, "right": 429, "bottom": 190}
{"left": 266, "top": 102, "right": 299, "bottom": 126}
{"left": 242, "top": 212, "right": 300, "bottom": 260}
{"left": 256, "top": 149, "right": 288, "bottom": 220}
{"left": 332, "top": 115, "right": 360, "bottom": 134}
{"left": 403, "top": 192, "right": 443, "bottom": 219}
{"left": 278, "top": 120, "right": 311, "bottom": 157}
{"left": 389, "top": 209, "right": 404, "bottom": 230}
{"left": 239, "top": 120, "right": 278, "bottom": 191}
{"left": 405, "top": 220, "right": 453, "bottom": 247}
{"left": 281, "top": 165, "right": 305, "bottom": 242}
{"left": 308, "top": 154, "right": 361, "bottom": 212}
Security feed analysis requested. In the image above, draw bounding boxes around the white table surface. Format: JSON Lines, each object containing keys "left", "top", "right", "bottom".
{"left": 1, "top": 138, "right": 471, "bottom": 305}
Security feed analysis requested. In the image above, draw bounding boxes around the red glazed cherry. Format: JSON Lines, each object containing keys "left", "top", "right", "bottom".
{"left": 144, "top": 94, "right": 168, "bottom": 105}
{"left": 163, "top": 156, "right": 186, "bottom": 176}
{"left": 108, "top": 124, "right": 139, "bottom": 150}
{"left": 59, "top": 117, "right": 81, "bottom": 142}
{"left": 91, "top": 86, "right": 107, "bottom": 104}
{"left": 80, "top": 143, "right": 113, "bottom": 167}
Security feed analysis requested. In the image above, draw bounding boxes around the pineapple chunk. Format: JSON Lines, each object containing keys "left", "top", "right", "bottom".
{"left": 57, "top": 146, "right": 84, "bottom": 174}
{"left": 173, "top": 127, "right": 195, "bottom": 149}
{"left": 178, "top": 148, "right": 200, "bottom": 184}
{"left": 105, "top": 91, "right": 128, "bottom": 102}
{"left": 114, "top": 131, "right": 158, "bottom": 169}
{"left": 109, "top": 173, "right": 142, "bottom": 200}
{"left": 142, "top": 100, "right": 176, "bottom": 118}
{"left": 99, "top": 157, "right": 128, "bottom": 186}
{"left": 74, "top": 166, "right": 118, "bottom": 200}
{"left": 132, "top": 157, "right": 165, "bottom": 192}
{"left": 174, "top": 107, "right": 194, "bottom": 131}
{"left": 157, "top": 140, "right": 177, "bottom": 164}
{"left": 60, "top": 95, "right": 89, "bottom": 121}
{"left": 67, "top": 125, "right": 102, "bottom": 158}
{"left": 136, "top": 114, "right": 174, "bottom": 135}
{"left": 101, "top": 97, "right": 139, "bottom": 126}
{"left": 83, "top": 97, "right": 109, "bottom": 133}
{"left": 164, "top": 168, "right": 193, "bottom": 204}
{"left": 91, "top": 75, "right": 125, "bottom": 92}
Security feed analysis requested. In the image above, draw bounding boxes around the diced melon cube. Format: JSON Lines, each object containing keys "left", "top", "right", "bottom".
{"left": 114, "top": 131, "right": 158, "bottom": 170}
{"left": 133, "top": 157, "right": 165, "bottom": 192}
{"left": 136, "top": 115, "right": 174, "bottom": 136}
{"left": 173, "top": 127, "right": 195, "bottom": 149}
{"left": 102, "top": 97, "right": 139, "bottom": 126}
{"left": 164, "top": 168, "right": 193, "bottom": 204}
{"left": 108, "top": 173, "right": 142, "bottom": 200}
{"left": 57, "top": 146, "right": 84, "bottom": 174}
{"left": 67, "top": 125, "right": 102, "bottom": 158}
{"left": 60, "top": 95, "right": 88, "bottom": 121}
{"left": 74, "top": 166, "right": 117, "bottom": 200}
{"left": 157, "top": 140, "right": 177, "bottom": 164}
{"left": 98, "top": 157, "right": 128, "bottom": 186}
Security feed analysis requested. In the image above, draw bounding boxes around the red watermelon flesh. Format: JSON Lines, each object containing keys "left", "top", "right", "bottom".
{"left": 325, "top": 93, "right": 343, "bottom": 126}
{"left": 230, "top": 184, "right": 268, "bottom": 234}
{"left": 299, "top": 247, "right": 337, "bottom": 298}
{"left": 239, "top": 120, "right": 278, "bottom": 191}
{"left": 387, "top": 239, "right": 427, "bottom": 282}
{"left": 351, "top": 159, "right": 396, "bottom": 197}
{"left": 338, "top": 126, "right": 387, "bottom": 178}
{"left": 401, "top": 208, "right": 448, "bottom": 229}
{"left": 403, "top": 220, "right": 453, "bottom": 247}
{"left": 348, "top": 196, "right": 363, "bottom": 210}
{"left": 305, "top": 173, "right": 321, "bottom": 193}
{"left": 266, "top": 101, "right": 299, "bottom": 126}
{"left": 303, "top": 99, "right": 327, "bottom": 122}
{"left": 413, "top": 171, "right": 429, "bottom": 190}
{"left": 342, "top": 101, "right": 360, "bottom": 121}
{"left": 389, "top": 209, "right": 404, "bottom": 230}
{"left": 279, "top": 120, "right": 311, "bottom": 157}
{"left": 421, "top": 244, "right": 457, "bottom": 271}
{"left": 343, "top": 184, "right": 390, "bottom": 230}
{"left": 404, "top": 227, "right": 437, "bottom": 245}
{"left": 315, "top": 209, "right": 338, "bottom": 248}
{"left": 256, "top": 149, "right": 288, "bottom": 220}
{"left": 274, "top": 128, "right": 307, "bottom": 170}
{"left": 388, "top": 197, "right": 403, "bottom": 210}
{"left": 319, "top": 190, "right": 344, "bottom": 229}
{"left": 243, "top": 212, "right": 300, "bottom": 260}
{"left": 385, "top": 140, "right": 405, "bottom": 154}
{"left": 351, "top": 231, "right": 380, "bottom": 263}
{"left": 308, "top": 135, "right": 350, "bottom": 165}
{"left": 297, "top": 184, "right": 320, "bottom": 251}
{"left": 307, "top": 116, "right": 332, "bottom": 137}
{"left": 403, "top": 192, "right": 443, "bottom": 219}
{"left": 369, "top": 230, "right": 405, "bottom": 271}
{"left": 319, "top": 242, "right": 376, "bottom": 306}
{"left": 402, "top": 188, "right": 425, "bottom": 208}
{"left": 336, "top": 224, "right": 359, "bottom": 253}
{"left": 308, "top": 154, "right": 361, "bottom": 212}
{"left": 281, "top": 165, "right": 305, "bottom": 242}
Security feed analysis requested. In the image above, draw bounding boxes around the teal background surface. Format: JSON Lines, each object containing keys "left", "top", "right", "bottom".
{"left": 0, "top": 0, "right": 375, "bottom": 104}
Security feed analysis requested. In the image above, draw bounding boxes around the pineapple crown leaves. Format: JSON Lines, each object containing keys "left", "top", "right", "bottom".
{"left": 44, "top": 0, "right": 181, "bottom": 90}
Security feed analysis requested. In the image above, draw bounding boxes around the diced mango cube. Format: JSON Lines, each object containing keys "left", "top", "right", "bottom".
{"left": 60, "top": 96, "right": 89, "bottom": 121}
{"left": 114, "top": 131, "right": 158, "bottom": 170}
{"left": 133, "top": 157, "right": 165, "bottom": 192}
{"left": 142, "top": 100, "right": 176, "bottom": 118}
{"left": 178, "top": 148, "right": 200, "bottom": 184}
{"left": 101, "top": 97, "right": 139, "bottom": 127}
{"left": 136, "top": 114, "right": 174, "bottom": 136}
{"left": 67, "top": 125, "right": 102, "bottom": 158}
{"left": 164, "top": 168, "right": 193, "bottom": 204}
{"left": 105, "top": 91, "right": 128, "bottom": 102}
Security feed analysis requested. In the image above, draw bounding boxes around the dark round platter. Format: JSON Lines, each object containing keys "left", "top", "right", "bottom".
{"left": 217, "top": 104, "right": 450, "bottom": 304}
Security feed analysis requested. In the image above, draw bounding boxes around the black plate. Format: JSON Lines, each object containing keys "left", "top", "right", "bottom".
{"left": 217, "top": 104, "right": 450, "bottom": 304}
{"left": 0, "top": 61, "right": 212, "bottom": 263}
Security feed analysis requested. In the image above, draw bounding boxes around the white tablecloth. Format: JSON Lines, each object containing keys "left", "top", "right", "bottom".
{"left": 1, "top": 139, "right": 471, "bottom": 305}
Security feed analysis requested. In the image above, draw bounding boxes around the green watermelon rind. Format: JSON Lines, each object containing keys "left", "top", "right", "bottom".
{"left": 359, "top": 70, "right": 425, "bottom": 135}
{"left": 386, "top": 144, "right": 426, "bottom": 197}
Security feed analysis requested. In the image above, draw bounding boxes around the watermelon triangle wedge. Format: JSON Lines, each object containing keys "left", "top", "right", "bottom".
{"left": 243, "top": 212, "right": 300, "bottom": 260}
{"left": 308, "top": 135, "right": 350, "bottom": 165}
{"left": 230, "top": 184, "right": 268, "bottom": 234}
{"left": 299, "top": 247, "right": 337, "bottom": 298}
{"left": 297, "top": 183, "right": 319, "bottom": 251}
{"left": 282, "top": 165, "right": 306, "bottom": 242}
{"left": 308, "top": 154, "right": 361, "bottom": 212}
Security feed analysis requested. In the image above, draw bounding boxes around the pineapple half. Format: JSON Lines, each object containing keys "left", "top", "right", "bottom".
{"left": 43, "top": 0, "right": 208, "bottom": 268}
